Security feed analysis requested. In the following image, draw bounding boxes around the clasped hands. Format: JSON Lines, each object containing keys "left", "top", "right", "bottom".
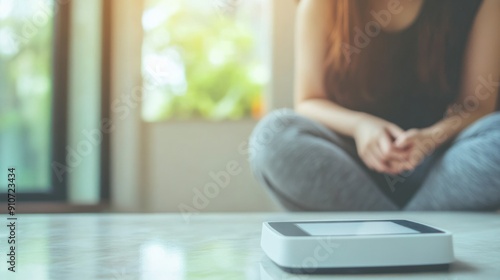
{"left": 354, "top": 116, "right": 439, "bottom": 175}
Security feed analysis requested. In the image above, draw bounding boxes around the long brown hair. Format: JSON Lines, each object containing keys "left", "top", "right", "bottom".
{"left": 323, "top": 0, "right": 453, "bottom": 103}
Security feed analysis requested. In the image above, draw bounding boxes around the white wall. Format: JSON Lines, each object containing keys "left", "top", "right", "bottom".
{"left": 144, "top": 120, "right": 276, "bottom": 212}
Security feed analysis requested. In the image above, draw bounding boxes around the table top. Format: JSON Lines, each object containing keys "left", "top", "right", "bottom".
{"left": 0, "top": 212, "right": 499, "bottom": 280}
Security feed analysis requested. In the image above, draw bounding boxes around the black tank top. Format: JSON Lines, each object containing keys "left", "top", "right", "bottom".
{"left": 331, "top": 0, "right": 484, "bottom": 130}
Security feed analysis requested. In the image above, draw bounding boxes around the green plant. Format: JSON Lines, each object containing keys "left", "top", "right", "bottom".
{"left": 142, "top": 0, "right": 267, "bottom": 121}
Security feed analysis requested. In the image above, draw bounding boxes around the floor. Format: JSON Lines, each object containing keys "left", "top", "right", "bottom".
{"left": 0, "top": 212, "right": 499, "bottom": 279}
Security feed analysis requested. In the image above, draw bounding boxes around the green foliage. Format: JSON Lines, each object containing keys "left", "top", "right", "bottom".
{"left": 142, "top": 0, "right": 266, "bottom": 121}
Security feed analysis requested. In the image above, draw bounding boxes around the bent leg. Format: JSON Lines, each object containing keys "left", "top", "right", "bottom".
{"left": 249, "top": 109, "right": 398, "bottom": 211}
{"left": 405, "top": 112, "right": 500, "bottom": 211}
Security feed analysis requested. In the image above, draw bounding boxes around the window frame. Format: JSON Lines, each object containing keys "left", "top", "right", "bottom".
{"left": 100, "top": 0, "right": 112, "bottom": 202}
{"left": 1, "top": 0, "right": 113, "bottom": 207}
{"left": 0, "top": 1, "right": 70, "bottom": 202}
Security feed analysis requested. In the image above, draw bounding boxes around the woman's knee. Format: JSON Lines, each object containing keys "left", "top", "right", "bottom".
{"left": 248, "top": 109, "right": 303, "bottom": 173}
{"left": 442, "top": 122, "right": 500, "bottom": 181}
{"left": 455, "top": 112, "right": 500, "bottom": 141}
{"left": 249, "top": 108, "right": 333, "bottom": 182}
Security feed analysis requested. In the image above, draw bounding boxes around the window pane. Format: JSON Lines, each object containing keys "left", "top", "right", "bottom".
{"left": 0, "top": 0, "right": 54, "bottom": 192}
{"left": 141, "top": 0, "right": 269, "bottom": 121}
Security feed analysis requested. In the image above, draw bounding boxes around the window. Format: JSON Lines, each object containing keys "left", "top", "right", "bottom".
{"left": 0, "top": 0, "right": 108, "bottom": 204}
{"left": 0, "top": 0, "right": 56, "bottom": 193}
{"left": 141, "top": 0, "right": 270, "bottom": 121}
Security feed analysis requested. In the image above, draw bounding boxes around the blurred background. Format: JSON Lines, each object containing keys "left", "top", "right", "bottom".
{"left": 0, "top": 0, "right": 298, "bottom": 213}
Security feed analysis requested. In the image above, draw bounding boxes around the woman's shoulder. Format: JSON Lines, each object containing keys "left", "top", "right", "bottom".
{"left": 477, "top": 0, "right": 500, "bottom": 9}
{"left": 296, "top": 0, "right": 336, "bottom": 34}
{"left": 297, "top": 0, "right": 335, "bottom": 9}
{"left": 476, "top": 0, "right": 500, "bottom": 16}
{"left": 297, "top": 0, "right": 335, "bottom": 17}
{"left": 463, "top": 0, "right": 500, "bottom": 34}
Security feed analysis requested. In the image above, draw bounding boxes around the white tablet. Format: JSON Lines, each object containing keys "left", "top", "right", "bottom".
{"left": 261, "top": 219, "right": 454, "bottom": 274}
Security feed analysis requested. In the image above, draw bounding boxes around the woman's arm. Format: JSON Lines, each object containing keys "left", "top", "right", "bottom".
{"left": 395, "top": 0, "right": 500, "bottom": 169}
{"left": 294, "top": 0, "right": 366, "bottom": 137}
{"left": 428, "top": 0, "right": 499, "bottom": 139}
{"left": 294, "top": 0, "right": 406, "bottom": 174}
{"left": 293, "top": 0, "right": 427, "bottom": 137}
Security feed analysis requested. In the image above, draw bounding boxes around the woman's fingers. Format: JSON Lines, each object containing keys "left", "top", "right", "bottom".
{"left": 378, "top": 133, "right": 409, "bottom": 161}
{"left": 394, "top": 142, "right": 431, "bottom": 172}
{"left": 368, "top": 142, "right": 400, "bottom": 174}
{"left": 378, "top": 132, "right": 392, "bottom": 155}
{"left": 386, "top": 124, "right": 405, "bottom": 140}
{"left": 388, "top": 158, "right": 412, "bottom": 173}
{"left": 395, "top": 129, "right": 419, "bottom": 149}
{"left": 358, "top": 124, "right": 422, "bottom": 175}
{"left": 378, "top": 128, "right": 433, "bottom": 173}
{"left": 365, "top": 152, "right": 388, "bottom": 173}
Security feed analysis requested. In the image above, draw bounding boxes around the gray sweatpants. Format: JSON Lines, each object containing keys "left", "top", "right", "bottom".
{"left": 249, "top": 109, "right": 500, "bottom": 211}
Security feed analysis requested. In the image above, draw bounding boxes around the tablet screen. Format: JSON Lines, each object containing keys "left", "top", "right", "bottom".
{"left": 295, "top": 221, "right": 419, "bottom": 236}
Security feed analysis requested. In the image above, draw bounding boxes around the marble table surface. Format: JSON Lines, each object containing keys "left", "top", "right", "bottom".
{"left": 0, "top": 212, "right": 499, "bottom": 280}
